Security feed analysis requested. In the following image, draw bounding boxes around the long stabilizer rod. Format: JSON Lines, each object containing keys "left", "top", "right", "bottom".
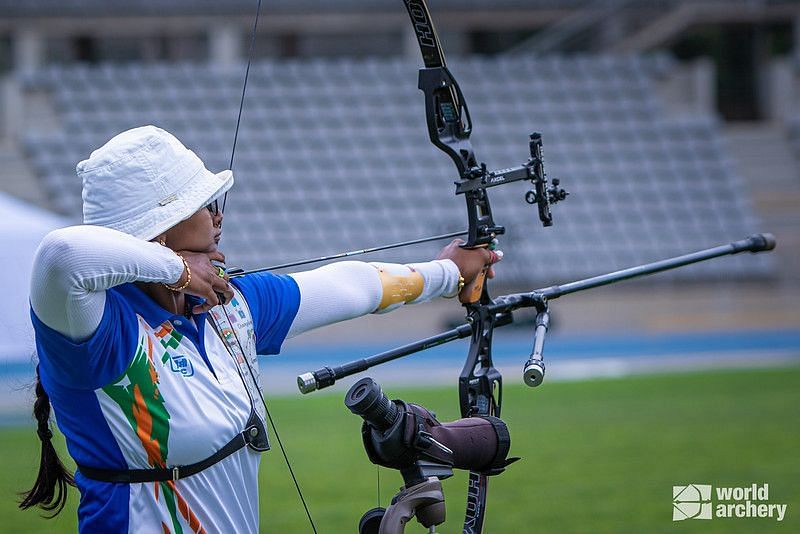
{"left": 297, "top": 233, "right": 776, "bottom": 393}
{"left": 492, "top": 233, "right": 776, "bottom": 311}
{"left": 297, "top": 323, "right": 476, "bottom": 394}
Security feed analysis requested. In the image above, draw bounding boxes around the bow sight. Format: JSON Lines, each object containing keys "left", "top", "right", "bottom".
{"left": 414, "top": 13, "right": 568, "bottom": 250}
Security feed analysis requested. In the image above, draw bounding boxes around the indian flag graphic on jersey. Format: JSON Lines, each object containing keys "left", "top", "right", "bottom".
{"left": 102, "top": 320, "right": 206, "bottom": 533}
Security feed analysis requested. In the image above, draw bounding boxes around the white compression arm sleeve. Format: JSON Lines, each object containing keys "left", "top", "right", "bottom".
{"left": 286, "top": 259, "right": 460, "bottom": 339}
{"left": 30, "top": 225, "right": 185, "bottom": 341}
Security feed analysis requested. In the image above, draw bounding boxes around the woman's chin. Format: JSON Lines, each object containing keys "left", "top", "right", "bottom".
{"left": 202, "top": 243, "right": 220, "bottom": 255}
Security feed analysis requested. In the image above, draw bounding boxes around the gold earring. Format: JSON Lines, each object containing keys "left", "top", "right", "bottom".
{"left": 158, "top": 237, "right": 167, "bottom": 246}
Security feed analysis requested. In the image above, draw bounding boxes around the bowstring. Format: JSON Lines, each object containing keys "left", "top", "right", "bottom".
{"left": 218, "top": 0, "right": 317, "bottom": 530}
{"left": 215, "top": 303, "right": 318, "bottom": 533}
{"left": 222, "top": 0, "right": 262, "bottom": 215}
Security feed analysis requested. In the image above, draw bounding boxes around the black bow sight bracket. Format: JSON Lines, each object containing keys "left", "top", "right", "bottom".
{"left": 418, "top": 66, "right": 568, "bottom": 246}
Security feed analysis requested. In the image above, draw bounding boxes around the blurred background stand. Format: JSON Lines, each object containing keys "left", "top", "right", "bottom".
{"left": 0, "top": 0, "right": 797, "bottom": 402}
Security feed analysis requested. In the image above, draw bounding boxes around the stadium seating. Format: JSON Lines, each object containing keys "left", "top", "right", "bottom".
{"left": 788, "top": 115, "right": 800, "bottom": 155}
{"left": 19, "top": 54, "right": 773, "bottom": 286}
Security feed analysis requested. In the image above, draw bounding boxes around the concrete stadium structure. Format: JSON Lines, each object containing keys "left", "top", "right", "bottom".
{"left": 0, "top": 1, "right": 797, "bottom": 386}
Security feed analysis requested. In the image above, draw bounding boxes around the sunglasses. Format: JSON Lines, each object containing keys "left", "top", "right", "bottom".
{"left": 206, "top": 199, "right": 219, "bottom": 216}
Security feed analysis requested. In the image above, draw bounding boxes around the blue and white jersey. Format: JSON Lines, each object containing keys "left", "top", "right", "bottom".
{"left": 31, "top": 272, "right": 300, "bottom": 533}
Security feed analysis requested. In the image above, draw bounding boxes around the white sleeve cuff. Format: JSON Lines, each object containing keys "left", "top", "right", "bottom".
{"left": 405, "top": 259, "right": 462, "bottom": 301}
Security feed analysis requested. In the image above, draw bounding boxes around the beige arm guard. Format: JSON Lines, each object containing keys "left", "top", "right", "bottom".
{"left": 370, "top": 260, "right": 461, "bottom": 314}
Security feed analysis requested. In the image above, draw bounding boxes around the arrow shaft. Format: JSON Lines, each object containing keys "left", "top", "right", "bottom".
{"left": 227, "top": 230, "right": 467, "bottom": 277}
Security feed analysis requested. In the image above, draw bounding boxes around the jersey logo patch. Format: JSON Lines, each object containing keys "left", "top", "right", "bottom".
{"left": 169, "top": 355, "right": 195, "bottom": 377}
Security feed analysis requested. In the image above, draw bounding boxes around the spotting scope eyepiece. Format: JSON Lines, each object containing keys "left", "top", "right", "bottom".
{"left": 345, "top": 378, "right": 401, "bottom": 432}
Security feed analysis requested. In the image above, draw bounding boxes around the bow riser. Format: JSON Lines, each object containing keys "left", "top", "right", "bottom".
{"left": 417, "top": 67, "right": 503, "bottom": 251}
{"left": 458, "top": 305, "right": 503, "bottom": 533}
{"left": 405, "top": 1, "right": 508, "bottom": 530}
{"left": 418, "top": 67, "right": 475, "bottom": 177}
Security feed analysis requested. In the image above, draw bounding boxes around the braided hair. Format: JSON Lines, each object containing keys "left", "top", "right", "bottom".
{"left": 18, "top": 366, "right": 76, "bottom": 516}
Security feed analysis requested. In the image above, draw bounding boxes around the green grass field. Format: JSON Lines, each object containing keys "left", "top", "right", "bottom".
{"left": 2, "top": 366, "right": 798, "bottom": 533}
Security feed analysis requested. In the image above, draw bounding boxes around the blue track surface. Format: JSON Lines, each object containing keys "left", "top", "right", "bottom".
{"left": 2, "top": 329, "right": 798, "bottom": 386}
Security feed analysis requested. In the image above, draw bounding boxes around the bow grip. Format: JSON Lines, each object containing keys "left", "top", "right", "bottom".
{"left": 459, "top": 266, "right": 488, "bottom": 304}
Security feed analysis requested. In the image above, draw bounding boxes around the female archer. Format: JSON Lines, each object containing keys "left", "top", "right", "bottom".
{"left": 20, "top": 125, "right": 499, "bottom": 532}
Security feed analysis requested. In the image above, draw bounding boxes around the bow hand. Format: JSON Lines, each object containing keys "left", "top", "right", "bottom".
{"left": 435, "top": 239, "right": 502, "bottom": 303}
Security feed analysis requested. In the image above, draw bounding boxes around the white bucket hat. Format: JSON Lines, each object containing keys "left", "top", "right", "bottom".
{"left": 78, "top": 125, "right": 234, "bottom": 241}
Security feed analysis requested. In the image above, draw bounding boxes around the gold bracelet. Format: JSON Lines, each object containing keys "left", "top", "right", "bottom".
{"left": 163, "top": 254, "right": 191, "bottom": 292}
{"left": 443, "top": 275, "right": 465, "bottom": 299}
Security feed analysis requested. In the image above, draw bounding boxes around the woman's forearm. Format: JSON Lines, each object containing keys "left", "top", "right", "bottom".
{"left": 286, "top": 259, "right": 460, "bottom": 338}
